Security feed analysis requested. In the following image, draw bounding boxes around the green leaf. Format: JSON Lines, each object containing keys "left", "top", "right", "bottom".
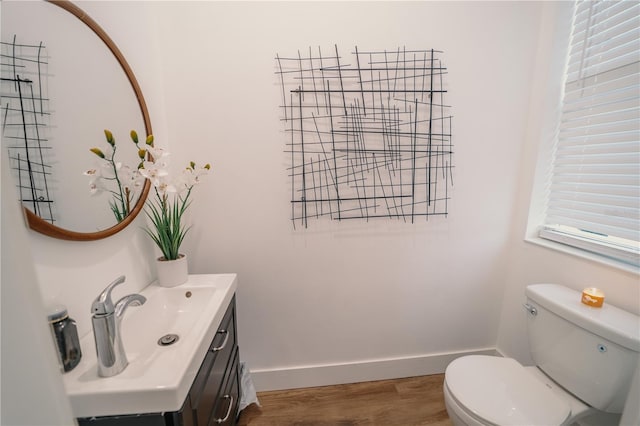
{"left": 143, "top": 190, "right": 192, "bottom": 261}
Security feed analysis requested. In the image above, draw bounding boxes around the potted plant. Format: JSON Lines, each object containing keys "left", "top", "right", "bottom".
{"left": 88, "top": 130, "right": 210, "bottom": 287}
{"left": 140, "top": 142, "right": 210, "bottom": 286}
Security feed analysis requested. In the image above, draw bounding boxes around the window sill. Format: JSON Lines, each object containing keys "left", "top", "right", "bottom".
{"left": 524, "top": 235, "right": 640, "bottom": 276}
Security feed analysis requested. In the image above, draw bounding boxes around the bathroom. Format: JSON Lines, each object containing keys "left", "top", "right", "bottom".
{"left": 1, "top": 1, "right": 638, "bottom": 425}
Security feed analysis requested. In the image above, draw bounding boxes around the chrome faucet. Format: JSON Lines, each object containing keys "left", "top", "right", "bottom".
{"left": 91, "top": 275, "right": 146, "bottom": 377}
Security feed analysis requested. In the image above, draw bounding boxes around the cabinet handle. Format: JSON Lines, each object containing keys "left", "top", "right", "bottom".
{"left": 211, "top": 329, "right": 229, "bottom": 352}
{"left": 215, "top": 394, "right": 234, "bottom": 424}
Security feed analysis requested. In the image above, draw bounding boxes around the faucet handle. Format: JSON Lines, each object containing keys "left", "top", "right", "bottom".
{"left": 91, "top": 275, "right": 126, "bottom": 315}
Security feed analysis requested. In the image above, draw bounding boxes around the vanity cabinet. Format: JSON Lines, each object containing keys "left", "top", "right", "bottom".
{"left": 78, "top": 296, "right": 240, "bottom": 426}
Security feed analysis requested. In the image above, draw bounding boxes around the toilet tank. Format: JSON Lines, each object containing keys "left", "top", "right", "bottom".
{"left": 525, "top": 284, "right": 640, "bottom": 413}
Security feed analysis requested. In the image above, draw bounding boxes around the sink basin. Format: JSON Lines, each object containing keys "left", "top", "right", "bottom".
{"left": 63, "top": 273, "right": 237, "bottom": 418}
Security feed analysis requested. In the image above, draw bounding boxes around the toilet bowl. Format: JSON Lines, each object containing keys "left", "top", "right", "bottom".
{"left": 443, "top": 355, "right": 591, "bottom": 426}
{"left": 442, "top": 284, "right": 640, "bottom": 426}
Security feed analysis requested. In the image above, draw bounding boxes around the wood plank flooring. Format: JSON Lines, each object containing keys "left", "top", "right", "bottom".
{"left": 237, "top": 374, "right": 453, "bottom": 426}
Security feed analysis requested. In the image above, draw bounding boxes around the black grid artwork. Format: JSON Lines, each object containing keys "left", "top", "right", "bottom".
{"left": 276, "top": 45, "right": 454, "bottom": 229}
{"left": 1, "top": 35, "right": 54, "bottom": 224}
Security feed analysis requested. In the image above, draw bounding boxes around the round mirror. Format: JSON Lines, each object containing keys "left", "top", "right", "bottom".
{"left": 0, "top": 0, "right": 151, "bottom": 241}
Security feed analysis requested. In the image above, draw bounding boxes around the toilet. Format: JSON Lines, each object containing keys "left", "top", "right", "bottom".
{"left": 443, "top": 283, "right": 640, "bottom": 426}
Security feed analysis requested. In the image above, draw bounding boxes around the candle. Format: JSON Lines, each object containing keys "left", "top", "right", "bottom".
{"left": 581, "top": 287, "right": 605, "bottom": 308}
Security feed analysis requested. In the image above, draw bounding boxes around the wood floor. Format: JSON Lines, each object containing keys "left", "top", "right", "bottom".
{"left": 237, "top": 374, "right": 453, "bottom": 426}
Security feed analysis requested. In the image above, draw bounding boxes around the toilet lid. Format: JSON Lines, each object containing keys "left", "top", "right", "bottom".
{"left": 445, "top": 355, "right": 571, "bottom": 426}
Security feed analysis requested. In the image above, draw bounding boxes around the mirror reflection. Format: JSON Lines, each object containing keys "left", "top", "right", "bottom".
{"left": 0, "top": 0, "right": 150, "bottom": 237}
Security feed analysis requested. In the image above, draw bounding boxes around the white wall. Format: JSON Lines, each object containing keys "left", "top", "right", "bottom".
{"left": 15, "top": 0, "right": 545, "bottom": 390}
{"left": 145, "top": 0, "right": 543, "bottom": 387}
{"left": 1, "top": 152, "right": 75, "bottom": 424}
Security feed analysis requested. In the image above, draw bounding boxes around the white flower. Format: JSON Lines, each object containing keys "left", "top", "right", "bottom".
{"left": 178, "top": 164, "right": 210, "bottom": 190}
{"left": 84, "top": 168, "right": 99, "bottom": 177}
{"left": 146, "top": 146, "right": 170, "bottom": 168}
{"left": 156, "top": 177, "right": 177, "bottom": 197}
{"left": 85, "top": 166, "right": 107, "bottom": 195}
{"left": 96, "top": 159, "right": 120, "bottom": 180}
{"left": 139, "top": 161, "right": 169, "bottom": 187}
{"left": 88, "top": 178, "right": 106, "bottom": 195}
{"left": 177, "top": 168, "right": 196, "bottom": 190}
{"left": 119, "top": 165, "right": 145, "bottom": 192}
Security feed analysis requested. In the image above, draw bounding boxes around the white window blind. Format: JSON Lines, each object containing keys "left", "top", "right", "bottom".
{"left": 540, "top": 0, "right": 640, "bottom": 267}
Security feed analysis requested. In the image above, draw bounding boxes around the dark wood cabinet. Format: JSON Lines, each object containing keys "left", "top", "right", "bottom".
{"left": 78, "top": 296, "right": 240, "bottom": 426}
{"left": 192, "top": 296, "right": 239, "bottom": 426}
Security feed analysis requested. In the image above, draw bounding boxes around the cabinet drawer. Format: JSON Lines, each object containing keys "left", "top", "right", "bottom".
{"left": 211, "top": 349, "right": 239, "bottom": 426}
{"left": 191, "top": 300, "right": 235, "bottom": 402}
{"left": 194, "top": 300, "right": 236, "bottom": 426}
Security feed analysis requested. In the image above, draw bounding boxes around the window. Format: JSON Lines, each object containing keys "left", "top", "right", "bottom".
{"left": 539, "top": 0, "right": 640, "bottom": 267}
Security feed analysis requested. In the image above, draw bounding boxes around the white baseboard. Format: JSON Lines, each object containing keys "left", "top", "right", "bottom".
{"left": 250, "top": 347, "right": 499, "bottom": 392}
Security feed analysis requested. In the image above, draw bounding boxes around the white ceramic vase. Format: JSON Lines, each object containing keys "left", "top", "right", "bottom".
{"left": 156, "top": 254, "right": 188, "bottom": 287}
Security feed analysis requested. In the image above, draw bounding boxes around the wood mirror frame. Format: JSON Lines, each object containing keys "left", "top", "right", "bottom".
{"left": 23, "top": 0, "right": 152, "bottom": 241}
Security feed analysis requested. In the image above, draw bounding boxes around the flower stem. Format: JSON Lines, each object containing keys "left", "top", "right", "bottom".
{"left": 108, "top": 144, "right": 128, "bottom": 219}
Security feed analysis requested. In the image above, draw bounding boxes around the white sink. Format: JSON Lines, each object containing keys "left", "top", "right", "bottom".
{"left": 63, "top": 273, "right": 237, "bottom": 418}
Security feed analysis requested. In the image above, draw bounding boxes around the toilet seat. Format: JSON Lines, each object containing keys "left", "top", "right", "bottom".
{"left": 444, "top": 355, "right": 571, "bottom": 426}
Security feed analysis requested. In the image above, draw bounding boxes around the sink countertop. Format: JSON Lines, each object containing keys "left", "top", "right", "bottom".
{"left": 63, "top": 273, "right": 237, "bottom": 418}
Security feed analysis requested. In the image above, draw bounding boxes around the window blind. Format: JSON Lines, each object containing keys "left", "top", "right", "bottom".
{"left": 541, "top": 0, "right": 640, "bottom": 266}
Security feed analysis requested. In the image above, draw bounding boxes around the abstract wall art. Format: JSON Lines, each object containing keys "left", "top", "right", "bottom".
{"left": 276, "top": 45, "right": 454, "bottom": 229}
{"left": 1, "top": 35, "right": 55, "bottom": 224}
